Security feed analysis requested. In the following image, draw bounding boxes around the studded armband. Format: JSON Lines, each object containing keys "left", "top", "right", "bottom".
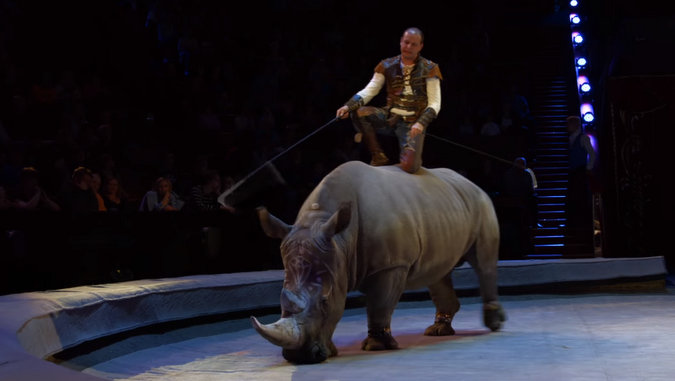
{"left": 344, "top": 95, "right": 364, "bottom": 112}
{"left": 416, "top": 107, "right": 437, "bottom": 128}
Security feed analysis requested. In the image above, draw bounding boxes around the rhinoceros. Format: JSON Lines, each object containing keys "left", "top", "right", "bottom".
{"left": 251, "top": 160, "right": 505, "bottom": 363}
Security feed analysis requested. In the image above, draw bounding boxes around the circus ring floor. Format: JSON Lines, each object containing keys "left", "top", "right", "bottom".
{"left": 1, "top": 257, "right": 672, "bottom": 381}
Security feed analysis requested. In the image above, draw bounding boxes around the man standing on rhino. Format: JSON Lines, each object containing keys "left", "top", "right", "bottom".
{"left": 336, "top": 27, "right": 442, "bottom": 174}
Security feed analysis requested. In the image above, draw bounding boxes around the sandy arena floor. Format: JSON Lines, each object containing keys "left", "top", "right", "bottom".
{"left": 59, "top": 291, "right": 675, "bottom": 381}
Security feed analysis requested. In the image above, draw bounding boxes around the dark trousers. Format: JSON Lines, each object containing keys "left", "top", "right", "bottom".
{"left": 351, "top": 106, "right": 426, "bottom": 173}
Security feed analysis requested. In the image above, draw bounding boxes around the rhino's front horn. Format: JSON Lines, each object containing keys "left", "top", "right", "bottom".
{"left": 251, "top": 316, "right": 304, "bottom": 349}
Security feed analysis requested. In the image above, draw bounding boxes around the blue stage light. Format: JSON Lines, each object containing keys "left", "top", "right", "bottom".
{"left": 572, "top": 32, "right": 584, "bottom": 44}
{"left": 570, "top": 14, "right": 581, "bottom": 25}
{"left": 581, "top": 103, "right": 595, "bottom": 122}
{"left": 570, "top": 0, "right": 579, "bottom": 8}
{"left": 576, "top": 57, "right": 587, "bottom": 68}
{"left": 577, "top": 75, "right": 591, "bottom": 93}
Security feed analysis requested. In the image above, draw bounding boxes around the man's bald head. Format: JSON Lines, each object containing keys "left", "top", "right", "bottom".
{"left": 403, "top": 27, "right": 424, "bottom": 43}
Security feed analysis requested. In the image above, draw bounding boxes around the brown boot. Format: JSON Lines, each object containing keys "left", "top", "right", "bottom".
{"left": 370, "top": 151, "right": 389, "bottom": 166}
{"left": 364, "top": 130, "right": 389, "bottom": 166}
{"left": 351, "top": 111, "right": 389, "bottom": 166}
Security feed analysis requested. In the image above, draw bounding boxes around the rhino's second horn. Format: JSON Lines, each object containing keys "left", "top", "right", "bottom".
{"left": 281, "top": 288, "right": 307, "bottom": 314}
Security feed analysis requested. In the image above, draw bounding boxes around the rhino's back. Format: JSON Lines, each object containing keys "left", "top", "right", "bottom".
{"left": 301, "top": 161, "right": 495, "bottom": 289}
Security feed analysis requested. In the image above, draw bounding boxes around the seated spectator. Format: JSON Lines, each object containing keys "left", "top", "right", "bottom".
{"left": 62, "top": 167, "right": 99, "bottom": 213}
{"left": 102, "top": 176, "right": 130, "bottom": 212}
{"left": 138, "top": 176, "right": 184, "bottom": 211}
{"left": 91, "top": 172, "right": 107, "bottom": 211}
{"left": 186, "top": 170, "right": 233, "bottom": 212}
{"left": 9, "top": 167, "right": 61, "bottom": 211}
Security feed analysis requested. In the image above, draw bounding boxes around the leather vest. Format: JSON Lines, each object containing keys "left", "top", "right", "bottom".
{"left": 375, "top": 55, "right": 442, "bottom": 116}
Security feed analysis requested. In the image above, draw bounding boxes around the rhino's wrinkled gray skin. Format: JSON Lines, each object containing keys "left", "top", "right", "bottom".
{"left": 252, "top": 161, "right": 505, "bottom": 364}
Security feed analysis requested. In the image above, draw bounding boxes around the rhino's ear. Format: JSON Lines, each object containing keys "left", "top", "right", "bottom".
{"left": 320, "top": 202, "right": 352, "bottom": 238}
{"left": 257, "top": 206, "right": 291, "bottom": 239}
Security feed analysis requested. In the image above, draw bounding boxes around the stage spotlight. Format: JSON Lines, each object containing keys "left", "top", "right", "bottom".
{"left": 576, "top": 57, "right": 587, "bottom": 68}
{"left": 577, "top": 75, "right": 591, "bottom": 93}
{"left": 570, "top": 14, "right": 581, "bottom": 25}
{"left": 572, "top": 32, "right": 584, "bottom": 44}
{"left": 570, "top": 0, "right": 579, "bottom": 8}
{"left": 581, "top": 103, "right": 595, "bottom": 122}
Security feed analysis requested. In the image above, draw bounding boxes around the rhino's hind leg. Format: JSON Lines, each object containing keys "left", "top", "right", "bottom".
{"left": 424, "top": 275, "right": 460, "bottom": 336}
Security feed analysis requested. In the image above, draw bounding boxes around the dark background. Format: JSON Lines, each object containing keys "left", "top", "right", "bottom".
{"left": 1, "top": 0, "right": 673, "bottom": 294}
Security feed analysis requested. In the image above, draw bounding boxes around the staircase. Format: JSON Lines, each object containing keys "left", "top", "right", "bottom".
{"left": 526, "top": 26, "right": 594, "bottom": 259}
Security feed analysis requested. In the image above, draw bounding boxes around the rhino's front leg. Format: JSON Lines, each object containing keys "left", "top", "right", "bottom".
{"left": 361, "top": 268, "right": 407, "bottom": 351}
{"left": 424, "top": 274, "right": 460, "bottom": 336}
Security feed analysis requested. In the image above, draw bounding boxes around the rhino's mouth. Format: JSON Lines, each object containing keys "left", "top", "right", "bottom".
{"left": 282, "top": 342, "right": 329, "bottom": 364}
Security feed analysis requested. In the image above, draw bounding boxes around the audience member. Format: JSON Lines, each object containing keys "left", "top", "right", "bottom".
{"left": 138, "top": 176, "right": 184, "bottom": 211}
{"left": 500, "top": 157, "right": 538, "bottom": 227}
{"left": 102, "top": 176, "right": 130, "bottom": 212}
{"left": 9, "top": 167, "right": 61, "bottom": 211}
{"left": 0, "top": 1, "right": 577, "bottom": 284}
{"left": 566, "top": 115, "right": 596, "bottom": 229}
{"left": 62, "top": 167, "right": 99, "bottom": 213}
{"left": 508, "top": 84, "right": 533, "bottom": 130}
{"left": 186, "top": 169, "right": 233, "bottom": 212}
{"left": 91, "top": 172, "right": 107, "bottom": 211}
{"left": 497, "top": 157, "right": 539, "bottom": 258}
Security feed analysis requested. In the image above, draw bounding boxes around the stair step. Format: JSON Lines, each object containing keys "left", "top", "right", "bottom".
{"left": 534, "top": 104, "right": 568, "bottom": 108}
{"left": 533, "top": 235, "right": 565, "bottom": 240}
{"left": 537, "top": 193, "right": 566, "bottom": 199}
{"left": 533, "top": 243, "right": 565, "bottom": 248}
{"left": 533, "top": 116, "right": 569, "bottom": 120}
{"left": 535, "top": 170, "right": 568, "bottom": 175}
{"left": 534, "top": 161, "right": 568, "bottom": 167}
{"left": 538, "top": 188, "right": 568, "bottom": 193}
{"left": 525, "top": 253, "right": 565, "bottom": 258}
{"left": 535, "top": 131, "right": 567, "bottom": 135}
{"left": 538, "top": 180, "right": 568, "bottom": 186}
{"left": 535, "top": 147, "right": 567, "bottom": 151}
